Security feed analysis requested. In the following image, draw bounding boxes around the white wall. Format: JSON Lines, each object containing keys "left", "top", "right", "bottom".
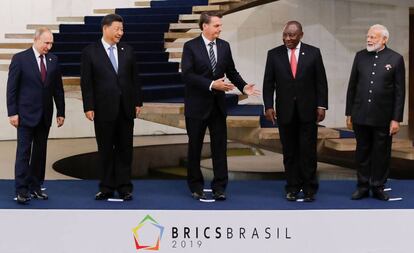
{"left": 221, "top": 0, "right": 411, "bottom": 127}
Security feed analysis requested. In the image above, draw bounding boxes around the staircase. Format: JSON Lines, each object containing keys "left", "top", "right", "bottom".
{"left": 1, "top": 0, "right": 413, "bottom": 167}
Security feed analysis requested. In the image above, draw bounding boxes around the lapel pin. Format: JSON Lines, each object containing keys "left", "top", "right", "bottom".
{"left": 49, "top": 58, "right": 52, "bottom": 61}
{"left": 121, "top": 47, "right": 124, "bottom": 51}
{"left": 301, "top": 52, "right": 305, "bottom": 55}
{"left": 385, "top": 64, "right": 392, "bottom": 70}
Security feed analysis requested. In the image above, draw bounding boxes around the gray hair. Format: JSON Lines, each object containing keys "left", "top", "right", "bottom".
{"left": 34, "top": 27, "right": 52, "bottom": 39}
{"left": 369, "top": 24, "right": 389, "bottom": 39}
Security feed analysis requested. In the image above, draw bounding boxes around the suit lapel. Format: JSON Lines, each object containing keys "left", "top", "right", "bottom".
{"left": 216, "top": 39, "right": 224, "bottom": 71}
{"left": 44, "top": 53, "right": 53, "bottom": 86}
{"left": 98, "top": 42, "right": 118, "bottom": 75}
{"left": 279, "top": 47, "right": 294, "bottom": 79}
{"left": 28, "top": 48, "right": 43, "bottom": 86}
{"left": 296, "top": 43, "right": 305, "bottom": 79}
{"left": 117, "top": 44, "right": 125, "bottom": 76}
{"left": 198, "top": 36, "right": 213, "bottom": 73}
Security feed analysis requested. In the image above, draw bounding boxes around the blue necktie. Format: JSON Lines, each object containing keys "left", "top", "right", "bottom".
{"left": 208, "top": 41, "right": 216, "bottom": 74}
{"left": 108, "top": 46, "right": 118, "bottom": 73}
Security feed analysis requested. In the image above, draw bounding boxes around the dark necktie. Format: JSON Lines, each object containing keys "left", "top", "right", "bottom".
{"left": 39, "top": 55, "right": 47, "bottom": 83}
{"left": 208, "top": 41, "right": 216, "bottom": 74}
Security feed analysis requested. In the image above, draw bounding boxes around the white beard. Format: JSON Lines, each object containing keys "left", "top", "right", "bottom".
{"left": 366, "top": 42, "right": 383, "bottom": 52}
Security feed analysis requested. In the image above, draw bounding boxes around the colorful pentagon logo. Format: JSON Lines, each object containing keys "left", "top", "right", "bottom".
{"left": 132, "top": 215, "right": 165, "bottom": 251}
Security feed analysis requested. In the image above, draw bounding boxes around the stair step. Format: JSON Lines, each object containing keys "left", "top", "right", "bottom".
{"left": 0, "top": 43, "right": 31, "bottom": 49}
{"left": 141, "top": 103, "right": 184, "bottom": 114}
{"left": 63, "top": 77, "right": 81, "bottom": 86}
{"left": 179, "top": 14, "right": 200, "bottom": 22}
{"left": 192, "top": 5, "right": 224, "bottom": 13}
{"left": 52, "top": 41, "right": 164, "bottom": 52}
{"left": 26, "top": 24, "right": 60, "bottom": 31}
{"left": 164, "top": 32, "right": 199, "bottom": 40}
{"left": 116, "top": 6, "right": 193, "bottom": 15}
{"left": 0, "top": 64, "right": 9, "bottom": 71}
{"left": 56, "top": 16, "right": 84, "bottom": 22}
{"left": 177, "top": 115, "right": 258, "bottom": 128}
{"left": 53, "top": 32, "right": 164, "bottom": 43}
{"left": 134, "top": 1, "right": 151, "bottom": 7}
{"left": 0, "top": 53, "right": 13, "bottom": 60}
{"left": 165, "top": 41, "right": 185, "bottom": 48}
{"left": 169, "top": 23, "right": 199, "bottom": 31}
{"left": 85, "top": 14, "right": 179, "bottom": 24}
{"left": 4, "top": 33, "right": 34, "bottom": 39}
{"left": 392, "top": 147, "right": 414, "bottom": 160}
{"left": 209, "top": 0, "right": 241, "bottom": 4}
{"left": 259, "top": 127, "right": 340, "bottom": 140}
{"left": 93, "top": 9, "right": 115, "bottom": 14}
{"left": 227, "top": 116, "right": 260, "bottom": 128}
{"left": 325, "top": 138, "right": 412, "bottom": 152}
{"left": 169, "top": 52, "right": 182, "bottom": 58}
{"left": 59, "top": 23, "right": 170, "bottom": 33}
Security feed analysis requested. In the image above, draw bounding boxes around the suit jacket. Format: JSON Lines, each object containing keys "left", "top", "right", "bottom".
{"left": 80, "top": 42, "right": 143, "bottom": 122}
{"left": 181, "top": 35, "right": 247, "bottom": 120}
{"left": 345, "top": 47, "right": 405, "bottom": 127}
{"left": 263, "top": 43, "right": 328, "bottom": 124}
{"left": 6, "top": 48, "right": 65, "bottom": 127}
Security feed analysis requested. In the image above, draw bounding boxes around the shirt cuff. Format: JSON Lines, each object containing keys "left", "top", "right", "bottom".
{"left": 209, "top": 81, "right": 214, "bottom": 91}
{"left": 318, "top": 106, "right": 326, "bottom": 110}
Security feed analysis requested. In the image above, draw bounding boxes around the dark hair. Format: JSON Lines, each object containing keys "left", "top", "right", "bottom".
{"left": 285, "top": 21, "right": 303, "bottom": 32}
{"left": 198, "top": 11, "right": 223, "bottom": 30}
{"left": 101, "top": 14, "right": 124, "bottom": 29}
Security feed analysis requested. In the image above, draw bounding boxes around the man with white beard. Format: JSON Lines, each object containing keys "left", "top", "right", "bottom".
{"left": 345, "top": 24, "right": 405, "bottom": 201}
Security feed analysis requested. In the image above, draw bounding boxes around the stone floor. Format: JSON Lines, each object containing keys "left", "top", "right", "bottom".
{"left": 0, "top": 134, "right": 358, "bottom": 181}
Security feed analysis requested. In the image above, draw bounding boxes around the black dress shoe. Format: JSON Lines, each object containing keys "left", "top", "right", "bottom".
{"left": 303, "top": 193, "right": 315, "bottom": 202}
{"left": 212, "top": 191, "right": 226, "bottom": 201}
{"left": 16, "top": 193, "right": 30, "bottom": 204}
{"left": 286, "top": 192, "right": 298, "bottom": 201}
{"left": 372, "top": 189, "right": 389, "bottom": 201}
{"left": 119, "top": 192, "right": 133, "bottom": 201}
{"left": 351, "top": 188, "right": 369, "bottom": 200}
{"left": 191, "top": 191, "right": 206, "bottom": 200}
{"left": 95, "top": 191, "right": 114, "bottom": 200}
{"left": 31, "top": 190, "right": 48, "bottom": 200}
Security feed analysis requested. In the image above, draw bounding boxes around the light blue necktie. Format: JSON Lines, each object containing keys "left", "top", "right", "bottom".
{"left": 108, "top": 46, "right": 118, "bottom": 73}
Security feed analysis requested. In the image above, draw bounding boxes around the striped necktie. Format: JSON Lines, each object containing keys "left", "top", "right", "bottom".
{"left": 208, "top": 41, "right": 216, "bottom": 75}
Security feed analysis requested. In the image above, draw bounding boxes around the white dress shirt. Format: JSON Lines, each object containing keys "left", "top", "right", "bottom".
{"left": 101, "top": 38, "right": 118, "bottom": 67}
{"left": 287, "top": 41, "right": 301, "bottom": 63}
{"left": 32, "top": 46, "right": 47, "bottom": 71}
{"left": 201, "top": 34, "right": 218, "bottom": 91}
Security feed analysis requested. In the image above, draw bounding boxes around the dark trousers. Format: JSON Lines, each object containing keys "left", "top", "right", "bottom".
{"left": 94, "top": 106, "right": 134, "bottom": 194}
{"left": 185, "top": 105, "right": 228, "bottom": 193}
{"left": 353, "top": 123, "right": 391, "bottom": 189}
{"left": 278, "top": 107, "right": 318, "bottom": 194}
{"left": 15, "top": 122, "right": 50, "bottom": 194}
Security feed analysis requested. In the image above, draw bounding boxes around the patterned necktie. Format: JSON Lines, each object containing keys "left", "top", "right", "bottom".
{"left": 39, "top": 55, "right": 47, "bottom": 83}
{"left": 208, "top": 41, "right": 217, "bottom": 74}
{"left": 290, "top": 48, "right": 297, "bottom": 78}
{"left": 108, "top": 46, "right": 118, "bottom": 73}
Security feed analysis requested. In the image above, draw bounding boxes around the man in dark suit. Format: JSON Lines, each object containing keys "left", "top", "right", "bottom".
{"left": 6, "top": 27, "right": 65, "bottom": 204}
{"left": 181, "top": 11, "right": 259, "bottom": 201}
{"left": 263, "top": 21, "right": 328, "bottom": 202}
{"left": 346, "top": 24, "right": 405, "bottom": 201}
{"left": 81, "top": 14, "right": 142, "bottom": 201}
